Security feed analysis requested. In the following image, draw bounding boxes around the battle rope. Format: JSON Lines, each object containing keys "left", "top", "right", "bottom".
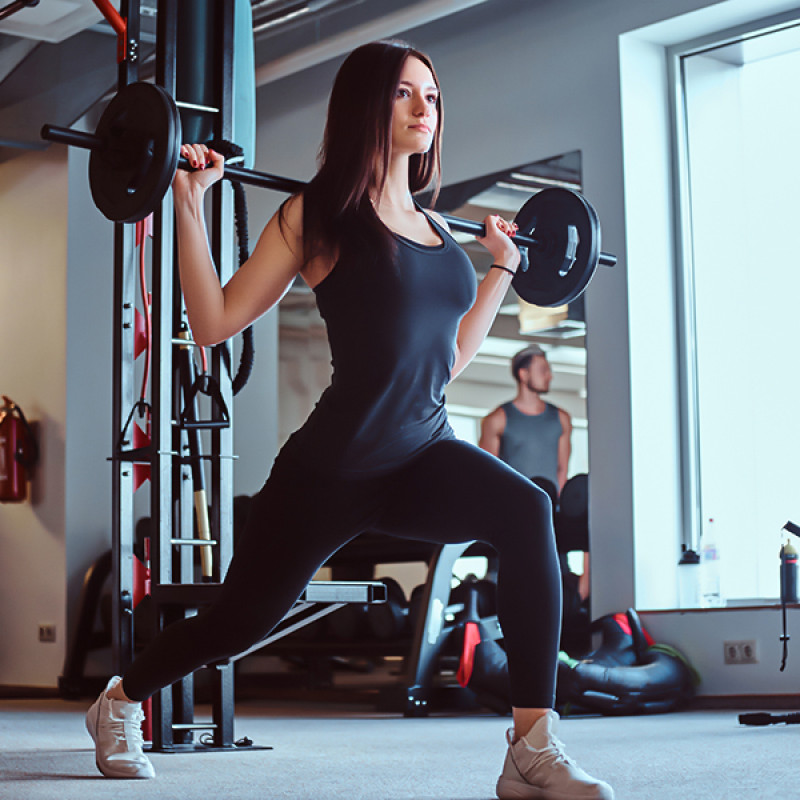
{"left": 208, "top": 139, "right": 254, "bottom": 396}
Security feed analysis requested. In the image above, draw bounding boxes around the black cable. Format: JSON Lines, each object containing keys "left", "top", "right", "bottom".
{"left": 231, "top": 179, "right": 255, "bottom": 396}
{"left": 197, "top": 732, "right": 254, "bottom": 747}
{"left": 740, "top": 712, "right": 800, "bottom": 726}
{"left": 207, "top": 139, "right": 254, "bottom": 396}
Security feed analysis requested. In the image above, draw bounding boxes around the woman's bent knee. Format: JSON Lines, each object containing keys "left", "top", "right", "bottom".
{"left": 486, "top": 479, "right": 555, "bottom": 554}
{"left": 507, "top": 478, "right": 553, "bottom": 525}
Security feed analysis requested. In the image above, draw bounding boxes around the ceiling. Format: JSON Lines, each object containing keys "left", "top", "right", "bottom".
{"left": 0, "top": 0, "right": 494, "bottom": 159}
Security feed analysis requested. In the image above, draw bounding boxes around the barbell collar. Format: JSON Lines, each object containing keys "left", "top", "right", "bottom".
{"left": 41, "top": 124, "right": 105, "bottom": 152}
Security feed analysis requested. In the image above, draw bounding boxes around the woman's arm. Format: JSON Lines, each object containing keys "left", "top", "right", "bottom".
{"left": 173, "top": 144, "right": 305, "bottom": 347}
{"left": 450, "top": 214, "right": 520, "bottom": 380}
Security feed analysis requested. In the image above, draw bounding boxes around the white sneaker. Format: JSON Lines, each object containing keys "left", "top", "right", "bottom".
{"left": 85, "top": 676, "right": 155, "bottom": 779}
{"left": 496, "top": 710, "right": 613, "bottom": 799}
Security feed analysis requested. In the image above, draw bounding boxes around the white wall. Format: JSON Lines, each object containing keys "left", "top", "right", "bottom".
{"left": 640, "top": 607, "right": 798, "bottom": 699}
{"left": 0, "top": 146, "right": 69, "bottom": 686}
{"left": 63, "top": 143, "right": 113, "bottom": 673}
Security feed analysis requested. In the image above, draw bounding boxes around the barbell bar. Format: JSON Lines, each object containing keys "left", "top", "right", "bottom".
{"left": 40, "top": 81, "right": 616, "bottom": 307}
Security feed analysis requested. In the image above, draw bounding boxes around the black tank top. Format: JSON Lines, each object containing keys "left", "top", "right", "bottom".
{"left": 287, "top": 209, "right": 477, "bottom": 477}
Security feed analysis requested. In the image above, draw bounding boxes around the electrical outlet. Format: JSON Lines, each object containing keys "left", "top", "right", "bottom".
{"left": 724, "top": 640, "right": 758, "bottom": 664}
{"left": 38, "top": 624, "right": 56, "bottom": 643}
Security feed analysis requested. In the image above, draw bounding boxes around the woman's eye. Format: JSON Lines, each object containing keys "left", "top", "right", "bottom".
{"left": 427, "top": 94, "right": 438, "bottom": 104}
{"left": 397, "top": 88, "right": 410, "bottom": 98}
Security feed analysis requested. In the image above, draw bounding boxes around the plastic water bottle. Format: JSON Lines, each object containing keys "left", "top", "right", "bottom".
{"left": 700, "top": 517, "right": 724, "bottom": 608}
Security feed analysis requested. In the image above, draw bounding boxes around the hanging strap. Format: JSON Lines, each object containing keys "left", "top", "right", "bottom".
{"left": 179, "top": 374, "right": 230, "bottom": 431}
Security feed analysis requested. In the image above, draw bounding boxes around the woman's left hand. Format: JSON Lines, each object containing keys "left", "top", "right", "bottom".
{"left": 476, "top": 214, "right": 521, "bottom": 272}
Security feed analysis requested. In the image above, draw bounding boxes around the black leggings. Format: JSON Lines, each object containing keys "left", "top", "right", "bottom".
{"left": 123, "top": 438, "right": 562, "bottom": 707}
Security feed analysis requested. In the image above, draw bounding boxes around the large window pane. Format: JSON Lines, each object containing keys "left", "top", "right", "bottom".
{"left": 682, "top": 33, "right": 800, "bottom": 602}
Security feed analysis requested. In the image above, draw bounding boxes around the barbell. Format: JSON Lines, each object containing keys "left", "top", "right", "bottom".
{"left": 40, "top": 81, "right": 616, "bottom": 307}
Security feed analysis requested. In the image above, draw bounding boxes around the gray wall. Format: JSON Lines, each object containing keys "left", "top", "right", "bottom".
{"left": 247, "top": 0, "right": 710, "bottom": 620}
{"left": 1, "top": 0, "right": 797, "bottom": 696}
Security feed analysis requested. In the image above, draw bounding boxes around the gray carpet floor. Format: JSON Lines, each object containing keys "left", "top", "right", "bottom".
{"left": 0, "top": 697, "right": 796, "bottom": 799}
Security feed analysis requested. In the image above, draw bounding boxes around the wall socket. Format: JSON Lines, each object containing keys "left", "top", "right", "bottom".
{"left": 38, "top": 624, "right": 56, "bottom": 643}
{"left": 724, "top": 640, "right": 758, "bottom": 664}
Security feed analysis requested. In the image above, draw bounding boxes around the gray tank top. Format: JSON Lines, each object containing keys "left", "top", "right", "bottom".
{"left": 497, "top": 401, "right": 562, "bottom": 485}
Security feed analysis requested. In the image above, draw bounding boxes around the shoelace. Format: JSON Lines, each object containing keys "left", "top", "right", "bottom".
{"left": 103, "top": 706, "right": 146, "bottom": 752}
{"left": 537, "top": 734, "right": 572, "bottom": 769}
{"left": 509, "top": 729, "right": 574, "bottom": 776}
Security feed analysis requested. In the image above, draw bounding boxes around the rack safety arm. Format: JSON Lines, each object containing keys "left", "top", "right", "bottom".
{"left": 91, "top": 0, "right": 128, "bottom": 63}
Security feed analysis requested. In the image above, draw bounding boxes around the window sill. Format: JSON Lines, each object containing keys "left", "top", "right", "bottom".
{"left": 639, "top": 601, "right": 794, "bottom": 614}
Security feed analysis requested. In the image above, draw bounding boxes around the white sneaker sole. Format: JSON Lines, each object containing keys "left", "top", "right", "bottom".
{"left": 497, "top": 775, "right": 614, "bottom": 800}
{"left": 85, "top": 697, "right": 155, "bottom": 779}
{"left": 497, "top": 775, "right": 548, "bottom": 798}
{"left": 496, "top": 776, "right": 614, "bottom": 800}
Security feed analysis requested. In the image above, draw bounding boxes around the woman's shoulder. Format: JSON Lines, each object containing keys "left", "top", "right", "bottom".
{"left": 280, "top": 192, "right": 304, "bottom": 227}
{"left": 422, "top": 207, "right": 451, "bottom": 232}
{"left": 275, "top": 192, "right": 306, "bottom": 248}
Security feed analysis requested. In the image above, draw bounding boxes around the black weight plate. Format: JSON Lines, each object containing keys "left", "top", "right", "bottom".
{"left": 89, "top": 82, "right": 182, "bottom": 223}
{"left": 512, "top": 188, "right": 601, "bottom": 307}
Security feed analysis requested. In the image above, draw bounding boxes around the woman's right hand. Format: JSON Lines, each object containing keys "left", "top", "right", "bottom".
{"left": 172, "top": 143, "right": 225, "bottom": 199}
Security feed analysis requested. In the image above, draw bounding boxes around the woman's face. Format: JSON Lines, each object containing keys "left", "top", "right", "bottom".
{"left": 391, "top": 56, "right": 439, "bottom": 156}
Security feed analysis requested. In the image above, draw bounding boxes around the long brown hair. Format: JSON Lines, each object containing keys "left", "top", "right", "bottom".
{"left": 284, "top": 40, "right": 443, "bottom": 268}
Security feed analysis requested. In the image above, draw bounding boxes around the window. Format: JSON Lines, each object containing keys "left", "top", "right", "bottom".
{"left": 672, "top": 16, "right": 800, "bottom": 603}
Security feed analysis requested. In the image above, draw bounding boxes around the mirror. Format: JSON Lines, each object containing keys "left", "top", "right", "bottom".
{"left": 277, "top": 151, "right": 587, "bottom": 478}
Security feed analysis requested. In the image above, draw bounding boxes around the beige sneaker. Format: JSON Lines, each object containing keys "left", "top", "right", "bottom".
{"left": 85, "top": 676, "right": 155, "bottom": 779}
{"left": 496, "top": 710, "right": 613, "bottom": 799}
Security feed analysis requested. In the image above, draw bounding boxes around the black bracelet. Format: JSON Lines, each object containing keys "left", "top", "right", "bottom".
{"left": 491, "top": 264, "right": 517, "bottom": 277}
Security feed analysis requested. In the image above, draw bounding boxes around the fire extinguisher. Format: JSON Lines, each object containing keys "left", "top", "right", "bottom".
{"left": 0, "top": 396, "right": 39, "bottom": 503}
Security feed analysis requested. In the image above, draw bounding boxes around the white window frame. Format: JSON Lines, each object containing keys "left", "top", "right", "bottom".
{"left": 667, "top": 9, "right": 800, "bottom": 558}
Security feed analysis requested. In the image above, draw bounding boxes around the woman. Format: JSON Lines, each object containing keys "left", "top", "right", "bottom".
{"left": 86, "top": 40, "right": 614, "bottom": 800}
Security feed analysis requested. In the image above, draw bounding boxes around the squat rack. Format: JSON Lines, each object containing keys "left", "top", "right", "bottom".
{"left": 105, "top": 0, "right": 237, "bottom": 751}
{"left": 104, "top": 0, "right": 384, "bottom": 752}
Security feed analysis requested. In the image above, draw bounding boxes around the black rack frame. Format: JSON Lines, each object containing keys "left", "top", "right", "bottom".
{"left": 109, "top": 0, "right": 267, "bottom": 752}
